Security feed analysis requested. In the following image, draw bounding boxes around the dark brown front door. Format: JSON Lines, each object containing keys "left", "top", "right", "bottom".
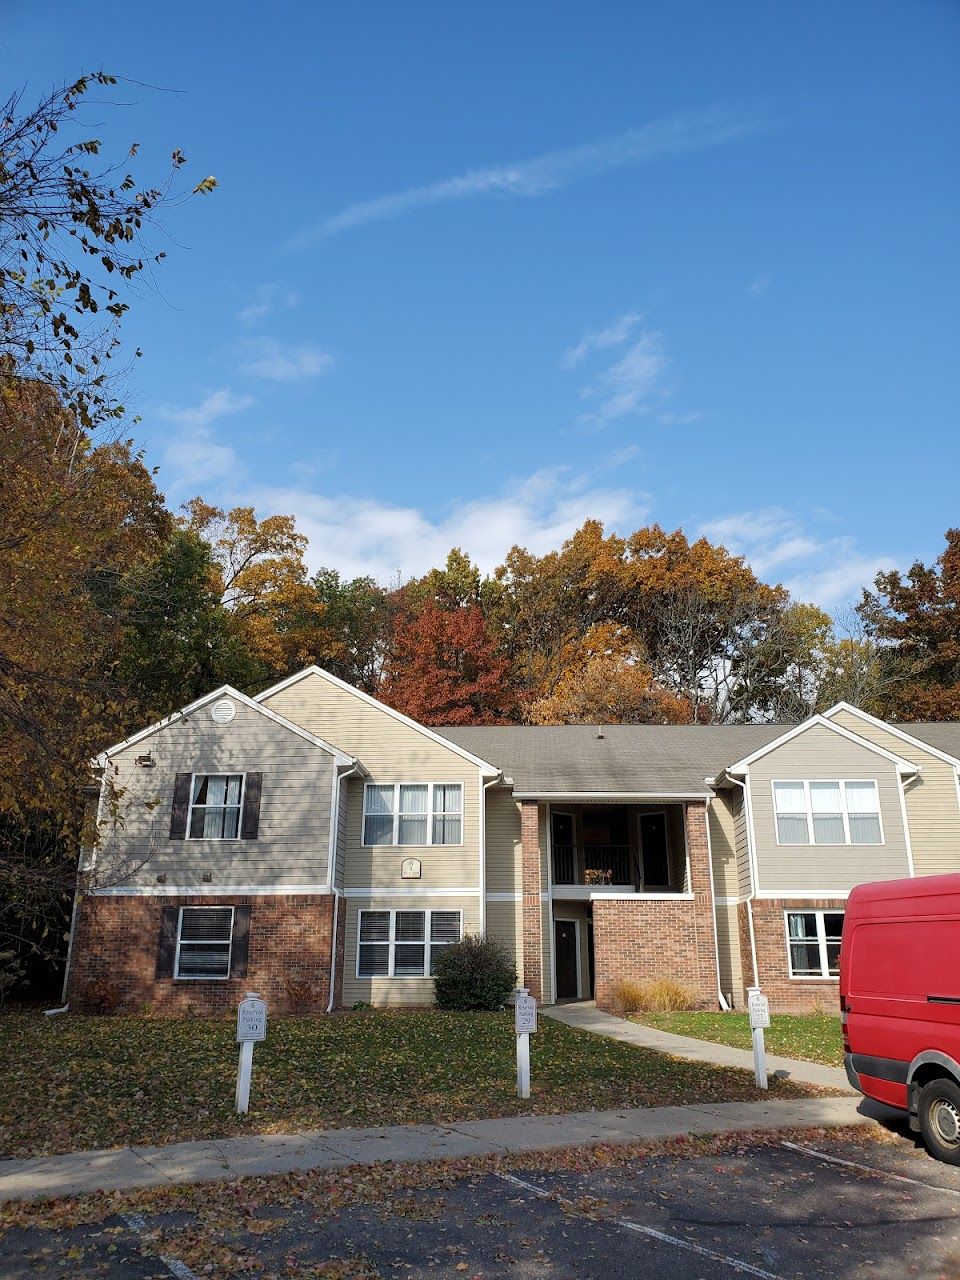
{"left": 554, "top": 920, "right": 579, "bottom": 999}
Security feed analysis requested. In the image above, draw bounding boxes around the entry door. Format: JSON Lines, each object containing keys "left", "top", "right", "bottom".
{"left": 638, "top": 811, "right": 671, "bottom": 888}
{"left": 554, "top": 920, "right": 579, "bottom": 999}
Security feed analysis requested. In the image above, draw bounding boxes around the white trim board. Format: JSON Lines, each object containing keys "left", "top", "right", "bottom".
{"left": 255, "top": 666, "right": 501, "bottom": 776}
{"left": 589, "top": 891, "right": 696, "bottom": 902}
{"left": 513, "top": 791, "right": 713, "bottom": 801}
{"left": 90, "top": 884, "right": 332, "bottom": 896}
{"left": 96, "top": 685, "right": 358, "bottom": 768}
{"left": 342, "top": 887, "right": 481, "bottom": 898}
{"left": 725, "top": 714, "right": 919, "bottom": 777}
{"left": 754, "top": 890, "right": 851, "bottom": 900}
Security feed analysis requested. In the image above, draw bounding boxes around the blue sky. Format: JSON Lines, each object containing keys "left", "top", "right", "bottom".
{"left": 6, "top": 2, "right": 959, "bottom": 606}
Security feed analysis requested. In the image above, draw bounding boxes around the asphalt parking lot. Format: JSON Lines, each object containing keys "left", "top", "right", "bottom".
{"left": 4, "top": 1130, "right": 960, "bottom": 1279}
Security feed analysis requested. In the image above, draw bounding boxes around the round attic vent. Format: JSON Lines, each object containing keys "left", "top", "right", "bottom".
{"left": 211, "top": 697, "right": 237, "bottom": 725}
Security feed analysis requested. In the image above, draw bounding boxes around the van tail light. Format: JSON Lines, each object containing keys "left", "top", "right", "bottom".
{"left": 840, "top": 995, "right": 850, "bottom": 1051}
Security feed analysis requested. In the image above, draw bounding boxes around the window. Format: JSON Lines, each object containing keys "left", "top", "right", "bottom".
{"left": 772, "top": 780, "right": 882, "bottom": 845}
{"left": 188, "top": 774, "right": 244, "bottom": 839}
{"left": 356, "top": 909, "right": 461, "bottom": 977}
{"left": 175, "top": 906, "right": 234, "bottom": 979}
{"left": 786, "top": 910, "right": 844, "bottom": 979}
{"left": 362, "top": 783, "right": 463, "bottom": 846}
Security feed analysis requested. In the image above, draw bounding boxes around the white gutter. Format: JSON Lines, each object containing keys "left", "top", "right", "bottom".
{"left": 701, "top": 796, "right": 730, "bottom": 1011}
{"left": 326, "top": 762, "right": 364, "bottom": 1013}
{"left": 727, "top": 774, "right": 760, "bottom": 988}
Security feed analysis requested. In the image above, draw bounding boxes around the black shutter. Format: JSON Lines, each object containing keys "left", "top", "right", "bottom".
{"left": 170, "top": 773, "right": 192, "bottom": 839}
{"left": 231, "top": 906, "right": 251, "bottom": 977}
{"left": 156, "top": 907, "right": 179, "bottom": 978}
{"left": 241, "top": 773, "right": 262, "bottom": 840}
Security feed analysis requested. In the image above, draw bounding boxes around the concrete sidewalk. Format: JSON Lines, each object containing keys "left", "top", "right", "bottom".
{"left": 544, "top": 1001, "right": 851, "bottom": 1092}
{"left": 0, "top": 1095, "right": 887, "bottom": 1203}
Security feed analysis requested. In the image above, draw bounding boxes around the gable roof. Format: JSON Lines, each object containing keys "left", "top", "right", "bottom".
{"left": 97, "top": 685, "right": 360, "bottom": 768}
{"left": 722, "top": 714, "right": 920, "bottom": 777}
{"left": 254, "top": 666, "right": 502, "bottom": 776}
{"left": 823, "top": 701, "right": 960, "bottom": 770}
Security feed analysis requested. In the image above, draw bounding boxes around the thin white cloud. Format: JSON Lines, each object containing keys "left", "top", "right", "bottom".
{"left": 163, "top": 432, "right": 243, "bottom": 487}
{"left": 580, "top": 330, "right": 667, "bottom": 423}
{"left": 747, "top": 274, "right": 771, "bottom": 297}
{"left": 699, "top": 507, "right": 896, "bottom": 607}
{"left": 288, "top": 107, "right": 766, "bottom": 247}
{"left": 564, "top": 313, "right": 641, "bottom": 368}
{"left": 156, "top": 388, "right": 254, "bottom": 430}
{"left": 238, "top": 284, "right": 300, "bottom": 326}
{"left": 221, "top": 468, "right": 646, "bottom": 582}
{"left": 239, "top": 338, "right": 334, "bottom": 383}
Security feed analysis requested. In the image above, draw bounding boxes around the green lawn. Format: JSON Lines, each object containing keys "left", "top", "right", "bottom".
{"left": 0, "top": 1009, "right": 814, "bottom": 1158}
{"left": 632, "top": 1011, "right": 843, "bottom": 1066}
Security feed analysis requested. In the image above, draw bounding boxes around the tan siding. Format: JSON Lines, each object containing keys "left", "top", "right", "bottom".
{"left": 733, "top": 788, "right": 752, "bottom": 897}
{"left": 709, "top": 793, "right": 740, "bottom": 898}
{"left": 334, "top": 778, "right": 349, "bottom": 892}
{"left": 341, "top": 893, "right": 480, "bottom": 1007}
{"left": 541, "top": 900, "right": 554, "bottom": 1003}
{"left": 539, "top": 805, "right": 550, "bottom": 892}
{"left": 485, "top": 790, "right": 522, "bottom": 893}
{"left": 94, "top": 700, "right": 334, "bottom": 889}
{"left": 485, "top": 900, "right": 522, "bottom": 973}
{"left": 715, "top": 901, "right": 745, "bottom": 1007}
{"left": 262, "top": 672, "right": 483, "bottom": 896}
{"left": 748, "top": 722, "right": 910, "bottom": 892}
{"left": 829, "top": 709, "right": 960, "bottom": 878}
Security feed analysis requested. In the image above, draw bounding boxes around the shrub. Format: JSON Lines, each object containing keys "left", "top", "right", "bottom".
{"left": 433, "top": 934, "right": 518, "bottom": 1011}
{"left": 610, "top": 977, "right": 695, "bottom": 1014}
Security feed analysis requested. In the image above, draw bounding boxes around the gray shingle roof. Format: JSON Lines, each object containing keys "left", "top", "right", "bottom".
{"left": 437, "top": 721, "right": 960, "bottom": 796}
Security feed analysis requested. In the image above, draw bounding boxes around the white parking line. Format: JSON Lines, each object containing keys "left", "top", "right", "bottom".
{"left": 781, "top": 1142, "right": 960, "bottom": 1197}
{"left": 122, "top": 1213, "right": 201, "bottom": 1280}
{"left": 497, "top": 1172, "right": 784, "bottom": 1279}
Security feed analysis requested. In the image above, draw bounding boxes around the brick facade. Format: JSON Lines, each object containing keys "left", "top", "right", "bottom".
{"left": 520, "top": 799, "right": 543, "bottom": 1000}
{"left": 68, "top": 893, "right": 335, "bottom": 1015}
{"left": 592, "top": 802, "right": 720, "bottom": 1010}
{"left": 744, "top": 896, "right": 846, "bottom": 1012}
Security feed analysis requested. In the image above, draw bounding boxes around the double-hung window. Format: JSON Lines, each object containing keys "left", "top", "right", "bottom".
{"left": 188, "top": 774, "right": 244, "bottom": 839}
{"left": 786, "top": 910, "right": 844, "bottom": 979}
{"left": 357, "top": 909, "right": 461, "bottom": 977}
{"left": 772, "top": 780, "right": 882, "bottom": 845}
{"left": 175, "top": 906, "right": 234, "bottom": 979}
{"left": 362, "top": 783, "right": 463, "bottom": 846}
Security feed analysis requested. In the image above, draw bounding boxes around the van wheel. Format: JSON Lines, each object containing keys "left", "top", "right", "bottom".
{"left": 918, "top": 1078, "right": 960, "bottom": 1165}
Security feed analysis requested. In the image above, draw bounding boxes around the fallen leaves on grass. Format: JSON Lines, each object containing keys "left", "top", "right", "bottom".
{"left": 0, "top": 1009, "right": 813, "bottom": 1158}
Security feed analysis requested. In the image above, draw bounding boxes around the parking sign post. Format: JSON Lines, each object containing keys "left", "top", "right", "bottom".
{"left": 747, "top": 986, "right": 770, "bottom": 1090}
{"left": 514, "top": 987, "right": 537, "bottom": 1099}
{"left": 235, "top": 993, "right": 267, "bottom": 1114}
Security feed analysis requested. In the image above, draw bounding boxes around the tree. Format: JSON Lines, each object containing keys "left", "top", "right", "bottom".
{"left": 527, "top": 626, "right": 691, "bottom": 725}
{"left": 182, "top": 500, "right": 325, "bottom": 682}
{"left": 381, "top": 600, "right": 517, "bottom": 725}
{"left": 310, "top": 568, "right": 393, "bottom": 692}
{"left": 858, "top": 531, "right": 960, "bottom": 719}
{"left": 1, "top": 73, "right": 215, "bottom": 431}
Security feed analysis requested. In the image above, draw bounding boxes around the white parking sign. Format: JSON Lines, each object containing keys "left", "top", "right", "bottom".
{"left": 514, "top": 992, "right": 537, "bottom": 1035}
{"left": 237, "top": 995, "right": 267, "bottom": 1042}
{"left": 748, "top": 990, "right": 770, "bottom": 1030}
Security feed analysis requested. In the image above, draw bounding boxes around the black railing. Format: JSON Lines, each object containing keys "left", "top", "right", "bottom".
{"left": 551, "top": 844, "right": 633, "bottom": 886}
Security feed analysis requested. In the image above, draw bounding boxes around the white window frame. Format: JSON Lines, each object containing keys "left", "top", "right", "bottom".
{"left": 186, "top": 772, "right": 246, "bottom": 841}
{"left": 361, "top": 783, "right": 464, "bottom": 847}
{"left": 355, "top": 908, "right": 462, "bottom": 978}
{"left": 784, "top": 909, "right": 844, "bottom": 981}
{"left": 174, "top": 905, "right": 235, "bottom": 981}
{"left": 771, "top": 779, "right": 884, "bottom": 846}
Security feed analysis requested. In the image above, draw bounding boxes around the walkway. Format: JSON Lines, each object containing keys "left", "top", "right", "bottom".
{"left": 544, "top": 1001, "right": 851, "bottom": 1091}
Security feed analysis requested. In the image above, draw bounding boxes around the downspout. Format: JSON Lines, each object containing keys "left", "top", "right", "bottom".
{"left": 326, "top": 763, "right": 363, "bottom": 1014}
{"left": 727, "top": 774, "right": 760, "bottom": 988}
{"left": 702, "top": 795, "right": 730, "bottom": 1011}
{"left": 479, "top": 773, "right": 503, "bottom": 936}
{"left": 51, "top": 775, "right": 104, "bottom": 1014}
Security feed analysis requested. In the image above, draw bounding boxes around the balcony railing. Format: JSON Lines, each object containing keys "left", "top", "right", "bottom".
{"left": 552, "top": 844, "right": 633, "bottom": 886}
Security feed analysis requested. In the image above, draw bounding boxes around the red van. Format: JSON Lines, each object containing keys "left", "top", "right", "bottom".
{"left": 841, "top": 873, "right": 960, "bottom": 1163}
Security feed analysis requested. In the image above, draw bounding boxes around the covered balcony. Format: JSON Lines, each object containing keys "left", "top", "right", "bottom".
{"left": 549, "top": 803, "right": 689, "bottom": 899}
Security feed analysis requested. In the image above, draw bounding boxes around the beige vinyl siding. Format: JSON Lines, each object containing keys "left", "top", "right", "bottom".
{"left": 733, "top": 788, "right": 752, "bottom": 897}
{"left": 540, "top": 805, "right": 550, "bottom": 892}
{"left": 715, "top": 901, "right": 745, "bottom": 1007}
{"left": 94, "top": 700, "right": 335, "bottom": 889}
{"left": 485, "top": 789, "right": 523, "bottom": 894}
{"left": 342, "top": 893, "right": 480, "bottom": 1007}
{"left": 541, "top": 899, "right": 554, "bottom": 1003}
{"left": 709, "top": 793, "right": 740, "bottom": 899}
{"left": 828, "top": 709, "right": 960, "bottom": 878}
{"left": 485, "top": 900, "right": 522, "bottom": 975}
{"left": 262, "top": 672, "right": 483, "bottom": 896}
{"left": 748, "top": 723, "right": 910, "bottom": 892}
{"left": 334, "top": 776, "right": 349, "bottom": 892}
